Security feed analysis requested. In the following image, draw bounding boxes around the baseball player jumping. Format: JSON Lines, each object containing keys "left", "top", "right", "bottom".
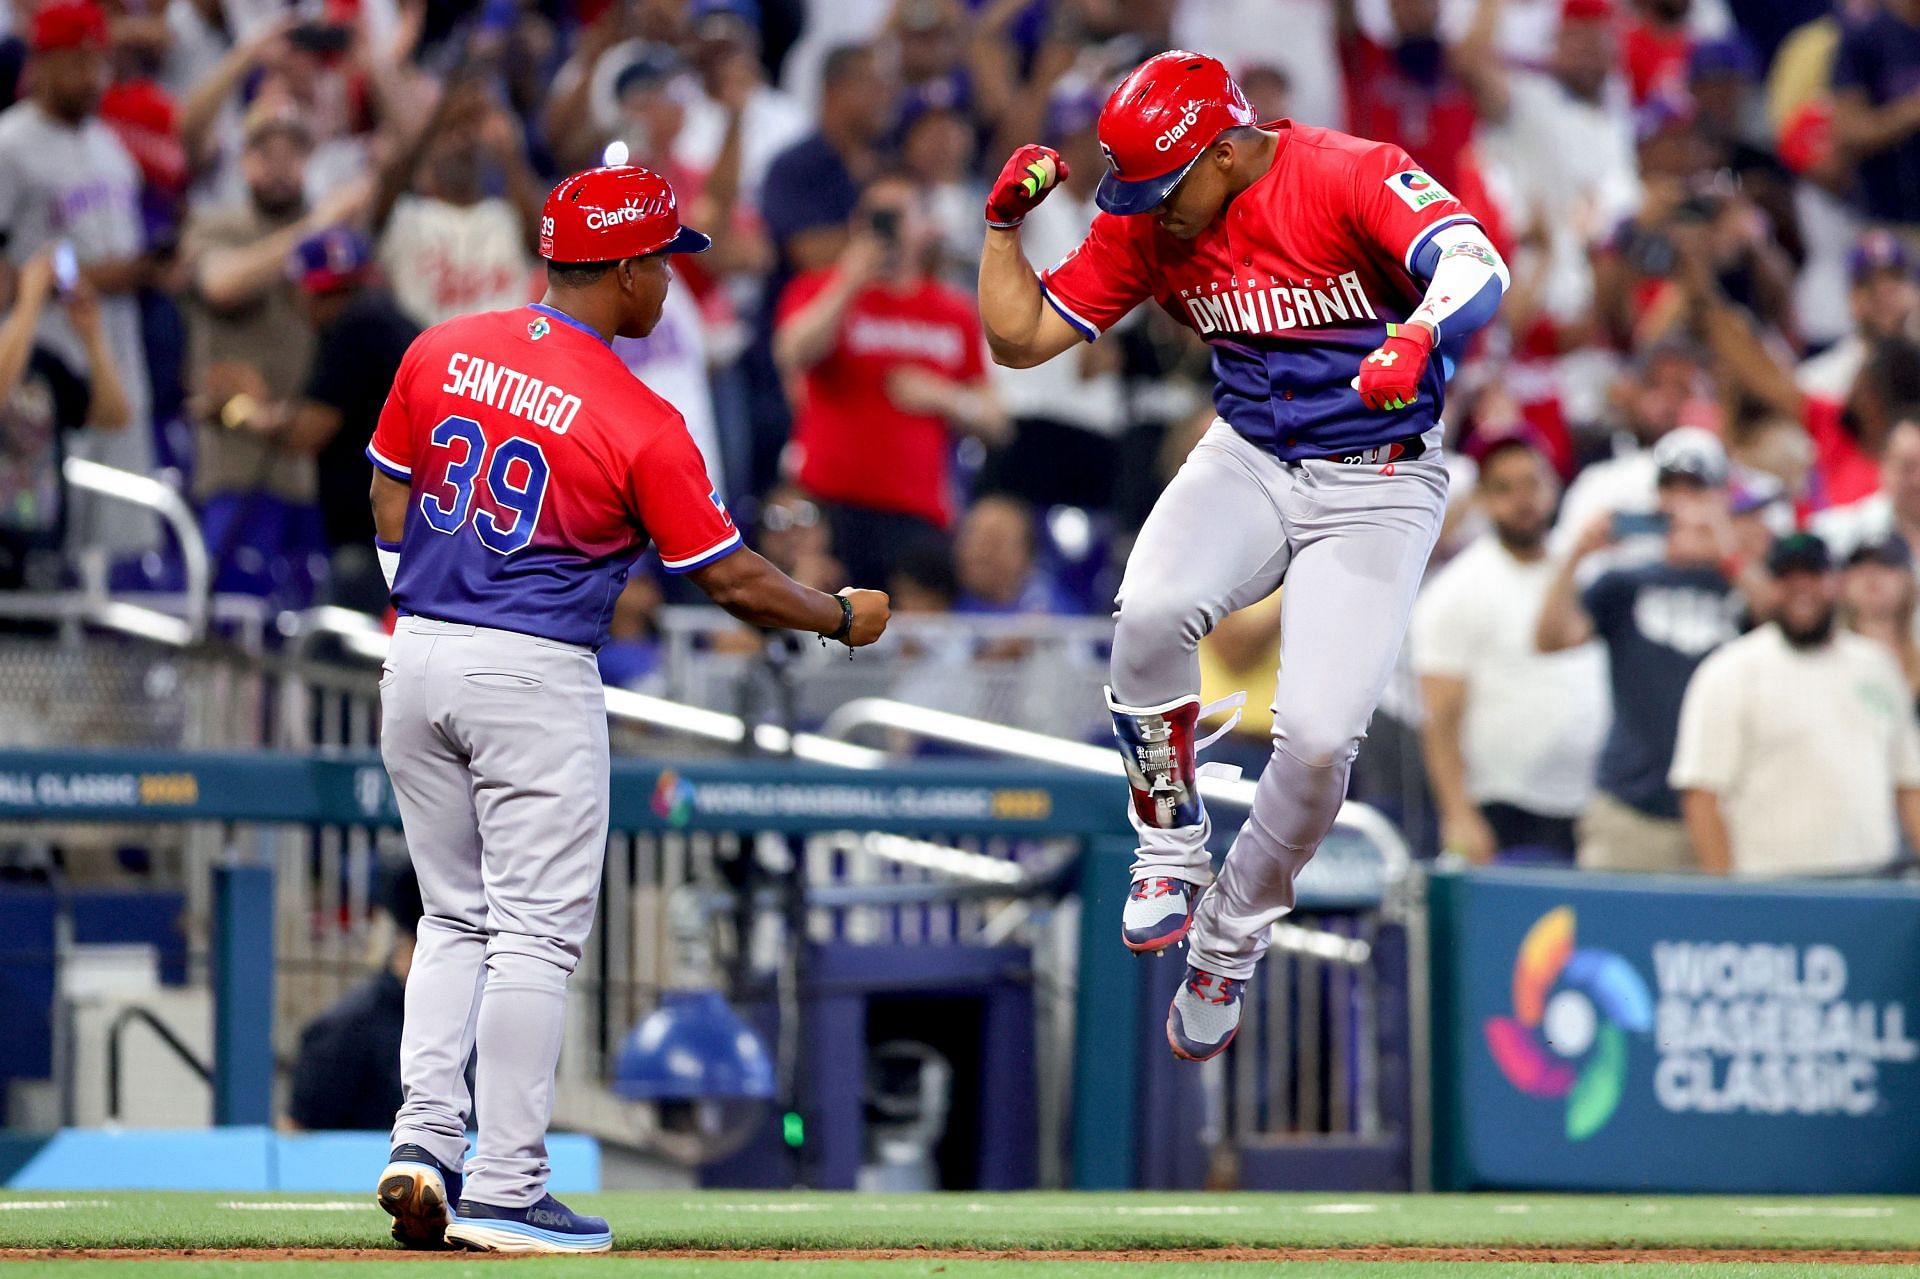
{"left": 366, "top": 165, "right": 890, "bottom": 1252}
{"left": 979, "top": 53, "right": 1508, "bottom": 1061}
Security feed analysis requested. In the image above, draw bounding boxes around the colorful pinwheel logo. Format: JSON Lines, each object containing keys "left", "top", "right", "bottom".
{"left": 650, "top": 769, "right": 695, "bottom": 827}
{"left": 1484, "top": 906, "right": 1653, "bottom": 1140}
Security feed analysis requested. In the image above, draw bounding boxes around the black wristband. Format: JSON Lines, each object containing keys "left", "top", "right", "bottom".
{"left": 827, "top": 593, "right": 854, "bottom": 642}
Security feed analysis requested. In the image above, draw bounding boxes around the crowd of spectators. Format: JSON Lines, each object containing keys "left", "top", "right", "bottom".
{"left": 11, "top": 0, "right": 1920, "bottom": 876}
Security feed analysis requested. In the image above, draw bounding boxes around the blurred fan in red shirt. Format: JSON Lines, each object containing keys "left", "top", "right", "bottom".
{"left": 1622, "top": 0, "right": 1692, "bottom": 106}
{"left": 1336, "top": 0, "right": 1478, "bottom": 194}
{"left": 774, "top": 175, "right": 1007, "bottom": 586}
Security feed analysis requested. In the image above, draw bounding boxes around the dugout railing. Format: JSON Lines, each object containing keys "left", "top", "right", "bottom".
{"left": 0, "top": 745, "right": 1422, "bottom": 1192}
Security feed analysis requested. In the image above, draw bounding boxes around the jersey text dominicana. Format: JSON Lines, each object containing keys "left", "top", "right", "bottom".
{"left": 367, "top": 303, "right": 740, "bottom": 648}
{"left": 1041, "top": 122, "right": 1479, "bottom": 458}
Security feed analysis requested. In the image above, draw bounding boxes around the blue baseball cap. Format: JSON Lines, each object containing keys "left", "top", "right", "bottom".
{"left": 1689, "top": 36, "right": 1758, "bottom": 83}
{"left": 1767, "top": 531, "right": 1833, "bottom": 576}
{"left": 613, "top": 44, "right": 689, "bottom": 99}
{"left": 1046, "top": 83, "right": 1103, "bottom": 140}
{"left": 1850, "top": 229, "right": 1914, "bottom": 283}
{"left": 690, "top": 0, "right": 759, "bottom": 30}
{"left": 291, "top": 226, "right": 373, "bottom": 293}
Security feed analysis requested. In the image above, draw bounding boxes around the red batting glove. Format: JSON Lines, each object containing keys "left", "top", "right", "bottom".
{"left": 1353, "top": 322, "right": 1436, "bottom": 411}
{"left": 985, "top": 145, "right": 1069, "bottom": 228}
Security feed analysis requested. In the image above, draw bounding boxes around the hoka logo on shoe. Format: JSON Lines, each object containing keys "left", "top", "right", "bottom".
{"left": 529, "top": 1209, "right": 569, "bottom": 1227}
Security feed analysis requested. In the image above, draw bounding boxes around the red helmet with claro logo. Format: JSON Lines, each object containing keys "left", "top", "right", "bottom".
{"left": 1094, "top": 51, "right": 1257, "bottom": 216}
{"left": 540, "top": 165, "right": 712, "bottom": 263}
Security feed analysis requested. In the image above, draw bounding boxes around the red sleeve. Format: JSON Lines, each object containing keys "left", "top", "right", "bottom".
{"left": 1037, "top": 211, "right": 1154, "bottom": 341}
{"left": 1347, "top": 140, "right": 1481, "bottom": 277}
{"left": 957, "top": 293, "right": 988, "bottom": 381}
{"left": 774, "top": 267, "right": 837, "bottom": 329}
{"left": 628, "top": 408, "right": 744, "bottom": 574}
{"left": 367, "top": 332, "right": 427, "bottom": 481}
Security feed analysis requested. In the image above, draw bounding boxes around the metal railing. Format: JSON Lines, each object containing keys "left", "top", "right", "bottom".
{"left": 105, "top": 1004, "right": 211, "bottom": 1121}
{"left": 820, "top": 695, "right": 1414, "bottom": 881}
{"left": 270, "top": 607, "right": 890, "bottom": 766}
{"left": 0, "top": 459, "right": 212, "bottom": 645}
{"left": 656, "top": 606, "right": 1115, "bottom": 742}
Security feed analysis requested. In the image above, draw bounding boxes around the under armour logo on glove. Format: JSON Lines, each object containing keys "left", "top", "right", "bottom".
{"left": 1353, "top": 322, "right": 1434, "bottom": 411}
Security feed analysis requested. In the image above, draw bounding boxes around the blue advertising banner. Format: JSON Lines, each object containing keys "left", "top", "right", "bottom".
{"left": 0, "top": 749, "right": 1121, "bottom": 836}
{"left": 1430, "top": 867, "right": 1920, "bottom": 1193}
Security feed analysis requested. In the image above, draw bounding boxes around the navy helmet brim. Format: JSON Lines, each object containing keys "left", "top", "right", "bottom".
{"left": 658, "top": 224, "right": 713, "bottom": 255}
{"left": 1094, "top": 153, "right": 1201, "bottom": 216}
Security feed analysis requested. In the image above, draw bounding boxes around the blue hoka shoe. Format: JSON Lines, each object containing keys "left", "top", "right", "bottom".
{"left": 376, "top": 1143, "right": 463, "bottom": 1250}
{"left": 1166, "top": 965, "right": 1245, "bottom": 1062}
{"left": 445, "top": 1194, "right": 613, "bottom": 1254}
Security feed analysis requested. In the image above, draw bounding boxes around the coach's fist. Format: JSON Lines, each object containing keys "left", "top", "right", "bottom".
{"left": 839, "top": 588, "right": 891, "bottom": 647}
{"left": 1353, "top": 321, "right": 1435, "bottom": 411}
{"left": 985, "top": 145, "right": 1069, "bottom": 229}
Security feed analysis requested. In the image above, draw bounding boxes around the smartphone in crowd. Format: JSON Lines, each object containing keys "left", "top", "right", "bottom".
{"left": 288, "top": 20, "right": 352, "bottom": 55}
{"left": 1611, "top": 510, "right": 1669, "bottom": 540}
{"left": 51, "top": 241, "right": 78, "bottom": 296}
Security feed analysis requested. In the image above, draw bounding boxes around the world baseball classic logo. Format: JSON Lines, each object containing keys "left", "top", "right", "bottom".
{"left": 1485, "top": 906, "right": 1654, "bottom": 1139}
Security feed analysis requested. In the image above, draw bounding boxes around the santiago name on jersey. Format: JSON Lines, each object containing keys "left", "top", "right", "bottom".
{"left": 368, "top": 304, "right": 740, "bottom": 648}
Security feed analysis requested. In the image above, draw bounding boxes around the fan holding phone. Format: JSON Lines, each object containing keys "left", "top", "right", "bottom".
{"left": 0, "top": 0, "right": 164, "bottom": 554}
{"left": 1533, "top": 428, "right": 1774, "bottom": 874}
{"left": 0, "top": 244, "right": 135, "bottom": 585}
{"left": 770, "top": 177, "right": 1011, "bottom": 588}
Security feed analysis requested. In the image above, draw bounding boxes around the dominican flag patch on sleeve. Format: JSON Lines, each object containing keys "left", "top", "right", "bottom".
{"left": 1386, "top": 170, "right": 1454, "bottom": 211}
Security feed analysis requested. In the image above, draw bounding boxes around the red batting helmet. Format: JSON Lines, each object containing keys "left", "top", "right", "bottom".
{"left": 540, "top": 165, "right": 712, "bottom": 264}
{"left": 1094, "top": 51, "right": 1257, "bottom": 216}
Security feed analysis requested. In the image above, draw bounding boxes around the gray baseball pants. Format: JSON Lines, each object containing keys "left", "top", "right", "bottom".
{"left": 1112, "top": 420, "right": 1446, "bottom": 980}
{"left": 380, "top": 616, "right": 609, "bottom": 1207}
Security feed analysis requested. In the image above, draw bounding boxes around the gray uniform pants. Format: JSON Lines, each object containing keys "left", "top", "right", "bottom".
{"left": 1112, "top": 421, "right": 1446, "bottom": 980}
{"left": 380, "top": 616, "right": 609, "bottom": 1207}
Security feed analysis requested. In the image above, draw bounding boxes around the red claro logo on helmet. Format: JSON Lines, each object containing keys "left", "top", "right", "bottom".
{"left": 585, "top": 198, "right": 669, "bottom": 231}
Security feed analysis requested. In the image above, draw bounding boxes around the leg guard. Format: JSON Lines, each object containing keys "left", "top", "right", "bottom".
{"left": 1107, "top": 689, "right": 1207, "bottom": 832}
{"left": 1107, "top": 688, "right": 1249, "bottom": 887}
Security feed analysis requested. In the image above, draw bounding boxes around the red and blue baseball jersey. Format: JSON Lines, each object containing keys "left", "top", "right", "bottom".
{"left": 1041, "top": 122, "right": 1481, "bottom": 459}
{"left": 367, "top": 303, "right": 741, "bottom": 648}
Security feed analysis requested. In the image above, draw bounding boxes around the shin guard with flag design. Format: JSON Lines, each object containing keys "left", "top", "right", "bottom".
{"left": 1107, "top": 689, "right": 1207, "bottom": 831}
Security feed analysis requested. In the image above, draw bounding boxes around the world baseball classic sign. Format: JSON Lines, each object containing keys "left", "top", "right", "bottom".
{"left": 1430, "top": 867, "right": 1920, "bottom": 1193}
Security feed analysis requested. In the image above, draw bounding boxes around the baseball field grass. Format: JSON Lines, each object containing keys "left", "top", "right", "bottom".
{"left": 4, "top": 1191, "right": 1919, "bottom": 1274}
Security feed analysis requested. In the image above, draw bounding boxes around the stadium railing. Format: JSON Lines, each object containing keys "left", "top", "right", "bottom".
{"left": 0, "top": 459, "right": 212, "bottom": 646}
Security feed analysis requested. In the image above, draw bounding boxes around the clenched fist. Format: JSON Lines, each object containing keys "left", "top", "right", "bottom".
{"left": 985, "top": 145, "right": 1069, "bottom": 229}
{"left": 839, "top": 588, "right": 891, "bottom": 647}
